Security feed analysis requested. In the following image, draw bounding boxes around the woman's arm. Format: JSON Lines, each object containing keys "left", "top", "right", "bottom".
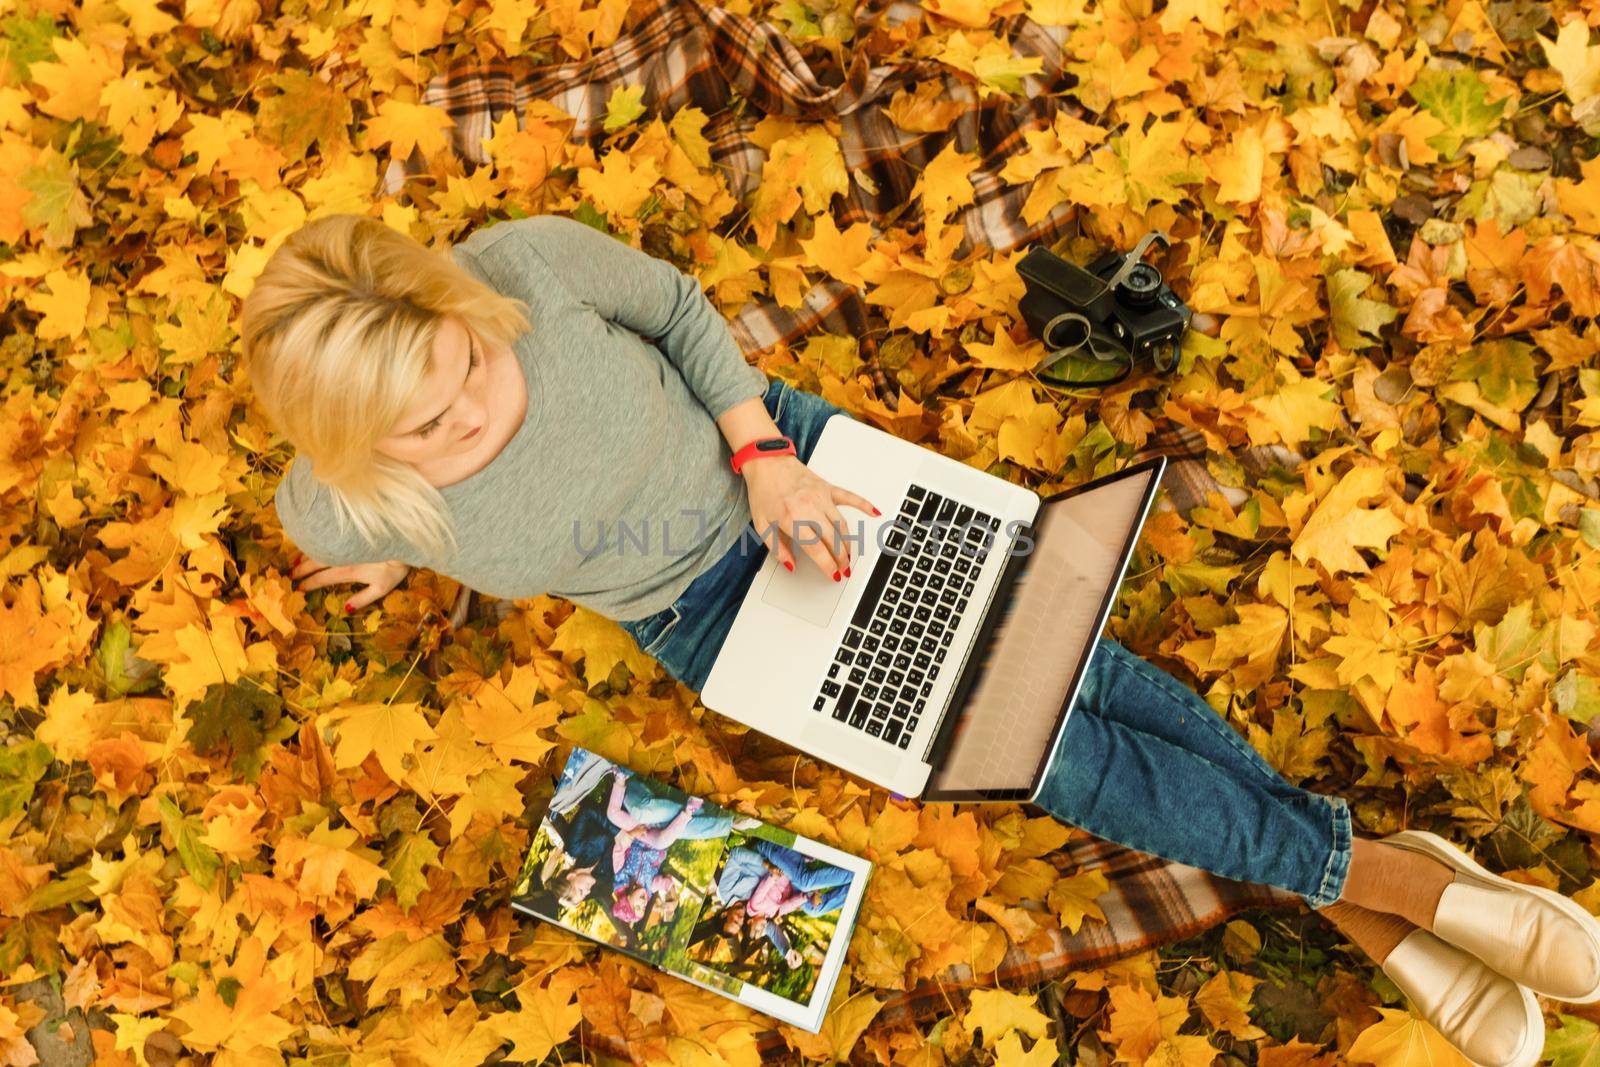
{"left": 278, "top": 458, "right": 414, "bottom": 611}
{"left": 715, "top": 397, "right": 790, "bottom": 458}
{"left": 508, "top": 215, "right": 768, "bottom": 422}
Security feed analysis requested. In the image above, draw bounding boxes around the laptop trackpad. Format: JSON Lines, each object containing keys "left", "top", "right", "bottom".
{"left": 760, "top": 560, "right": 846, "bottom": 627}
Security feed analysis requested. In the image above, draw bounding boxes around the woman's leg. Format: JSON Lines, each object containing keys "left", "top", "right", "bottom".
{"left": 549, "top": 749, "right": 613, "bottom": 816}
{"left": 1038, "top": 639, "right": 1458, "bottom": 925}
{"left": 1076, "top": 638, "right": 1310, "bottom": 799}
{"left": 753, "top": 839, "right": 855, "bottom": 893}
{"left": 622, "top": 777, "right": 734, "bottom": 839}
{"left": 1034, "top": 636, "right": 1352, "bottom": 906}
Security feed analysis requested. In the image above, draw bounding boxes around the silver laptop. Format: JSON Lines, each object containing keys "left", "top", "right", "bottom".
{"left": 700, "top": 413, "right": 1166, "bottom": 801}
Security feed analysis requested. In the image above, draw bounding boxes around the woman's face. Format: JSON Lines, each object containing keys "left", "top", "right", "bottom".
{"left": 558, "top": 867, "right": 596, "bottom": 908}
{"left": 375, "top": 316, "right": 498, "bottom": 466}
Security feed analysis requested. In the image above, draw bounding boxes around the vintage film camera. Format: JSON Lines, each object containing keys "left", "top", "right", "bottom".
{"left": 1017, "top": 230, "right": 1193, "bottom": 386}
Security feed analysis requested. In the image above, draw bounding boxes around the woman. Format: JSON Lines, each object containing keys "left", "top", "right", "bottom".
{"left": 243, "top": 212, "right": 1599, "bottom": 1067}
{"left": 519, "top": 847, "right": 600, "bottom": 917}
{"left": 532, "top": 796, "right": 620, "bottom": 915}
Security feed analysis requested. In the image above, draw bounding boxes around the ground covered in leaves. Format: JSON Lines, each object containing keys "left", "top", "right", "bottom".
{"left": 4, "top": 0, "right": 1600, "bottom": 1062}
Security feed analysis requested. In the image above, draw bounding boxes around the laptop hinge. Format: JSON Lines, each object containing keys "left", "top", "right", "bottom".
{"left": 920, "top": 518, "right": 1037, "bottom": 773}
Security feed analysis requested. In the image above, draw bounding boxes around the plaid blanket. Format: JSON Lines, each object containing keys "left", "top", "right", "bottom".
{"left": 385, "top": 0, "right": 1301, "bottom": 1057}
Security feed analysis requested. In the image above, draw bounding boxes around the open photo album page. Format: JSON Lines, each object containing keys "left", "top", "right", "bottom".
{"left": 510, "top": 746, "right": 873, "bottom": 1033}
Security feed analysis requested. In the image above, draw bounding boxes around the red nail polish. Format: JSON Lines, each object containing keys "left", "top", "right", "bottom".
{"left": 784, "top": 560, "right": 794, "bottom": 572}
{"left": 844, "top": 566, "right": 852, "bottom": 577}
{"left": 343, "top": 602, "right": 354, "bottom": 614}
{"left": 871, "top": 507, "right": 881, "bottom": 516}
{"left": 832, "top": 571, "right": 840, "bottom": 582}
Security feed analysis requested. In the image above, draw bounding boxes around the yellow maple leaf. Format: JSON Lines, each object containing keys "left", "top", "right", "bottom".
{"left": 403, "top": 1000, "right": 506, "bottom": 1067}
{"left": 914, "top": 144, "right": 979, "bottom": 228}
{"left": 363, "top": 99, "right": 456, "bottom": 163}
{"left": 1248, "top": 368, "right": 1342, "bottom": 449}
{"left": 327, "top": 701, "right": 436, "bottom": 782}
{"left": 994, "top": 1030, "right": 1060, "bottom": 1067}
{"left": 1047, "top": 867, "right": 1109, "bottom": 933}
{"left": 939, "top": 31, "right": 1046, "bottom": 98}
{"left": 455, "top": 666, "right": 560, "bottom": 765}
{"left": 800, "top": 215, "right": 876, "bottom": 289}
{"left": 1103, "top": 984, "right": 1190, "bottom": 1062}
{"left": 111, "top": 1013, "right": 167, "bottom": 1067}
{"left": 167, "top": 936, "right": 297, "bottom": 1053}
{"left": 550, "top": 604, "right": 660, "bottom": 682}
{"left": 1193, "top": 969, "right": 1265, "bottom": 1040}
{"left": 35, "top": 686, "right": 104, "bottom": 762}
{"left": 965, "top": 988, "right": 1051, "bottom": 1046}
{"left": 922, "top": 0, "right": 1002, "bottom": 27}
{"left": 407, "top": 704, "right": 495, "bottom": 802}
{"left": 577, "top": 150, "right": 661, "bottom": 222}
{"left": 749, "top": 128, "right": 848, "bottom": 246}
{"left": 1346, "top": 1008, "right": 1471, "bottom": 1067}
{"left": 23, "top": 268, "right": 92, "bottom": 341}
{"left": 445, "top": 763, "right": 524, "bottom": 837}
{"left": 1290, "top": 465, "right": 1405, "bottom": 574}
{"left": 786, "top": 975, "right": 883, "bottom": 1061}
{"left": 273, "top": 819, "right": 387, "bottom": 901}
{"left": 602, "top": 84, "right": 646, "bottom": 132}
{"left": 163, "top": 616, "right": 250, "bottom": 708}
{"left": 1541, "top": 18, "right": 1600, "bottom": 106}
{"left": 1064, "top": 40, "right": 1161, "bottom": 113}
{"left": 476, "top": 0, "right": 540, "bottom": 49}
{"left": 1210, "top": 603, "right": 1289, "bottom": 689}
{"left": 29, "top": 37, "right": 114, "bottom": 122}
{"left": 490, "top": 981, "right": 584, "bottom": 1062}
{"left": 148, "top": 441, "right": 230, "bottom": 499}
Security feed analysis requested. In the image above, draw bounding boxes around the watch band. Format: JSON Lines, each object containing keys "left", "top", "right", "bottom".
{"left": 730, "top": 435, "right": 797, "bottom": 475}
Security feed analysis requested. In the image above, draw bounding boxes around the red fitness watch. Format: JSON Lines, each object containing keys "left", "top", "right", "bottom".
{"left": 730, "top": 435, "right": 797, "bottom": 475}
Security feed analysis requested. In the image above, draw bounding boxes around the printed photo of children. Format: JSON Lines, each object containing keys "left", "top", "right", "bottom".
{"left": 512, "top": 749, "right": 737, "bottom": 963}
{"left": 684, "top": 830, "right": 856, "bottom": 1004}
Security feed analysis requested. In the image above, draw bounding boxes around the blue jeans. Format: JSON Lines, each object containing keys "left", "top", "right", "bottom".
{"left": 620, "top": 378, "right": 1353, "bottom": 907}
{"left": 1039, "top": 638, "right": 1351, "bottom": 907}
{"left": 753, "top": 839, "right": 854, "bottom": 915}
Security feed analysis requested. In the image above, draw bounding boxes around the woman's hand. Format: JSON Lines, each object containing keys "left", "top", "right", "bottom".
{"left": 290, "top": 556, "right": 410, "bottom": 613}
{"left": 742, "top": 456, "right": 879, "bottom": 580}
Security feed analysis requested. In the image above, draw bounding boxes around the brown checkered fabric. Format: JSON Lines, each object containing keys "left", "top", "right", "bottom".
{"left": 385, "top": 0, "right": 1304, "bottom": 1057}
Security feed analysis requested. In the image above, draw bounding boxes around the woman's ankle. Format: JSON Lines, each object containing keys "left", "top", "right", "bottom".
{"left": 1322, "top": 901, "right": 1417, "bottom": 965}
{"left": 1337, "top": 838, "right": 1455, "bottom": 930}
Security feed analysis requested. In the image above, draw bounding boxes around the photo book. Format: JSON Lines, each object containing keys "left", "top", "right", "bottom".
{"left": 511, "top": 746, "right": 874, "bottom": 1033}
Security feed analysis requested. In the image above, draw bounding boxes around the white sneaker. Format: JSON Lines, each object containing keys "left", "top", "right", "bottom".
{"left": 1381, "top": 929, "right": 1543, "bottom": 1067}
{"left": 1386, "top": 829, "right": 1600, "bottom": 1004}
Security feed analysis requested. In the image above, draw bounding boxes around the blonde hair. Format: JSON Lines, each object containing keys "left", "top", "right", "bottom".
{"left": 241, "top": 214, "right": 532, "bottom": 557}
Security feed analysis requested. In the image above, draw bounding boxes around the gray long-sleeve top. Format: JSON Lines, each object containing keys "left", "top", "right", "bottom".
{"left": 271, "top": 214, "right": 771, "bottom": 621}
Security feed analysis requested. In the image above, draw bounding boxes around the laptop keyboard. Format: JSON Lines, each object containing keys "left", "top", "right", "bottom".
{"left": 811, "top": 483, "right": 1001, "bottom": 748}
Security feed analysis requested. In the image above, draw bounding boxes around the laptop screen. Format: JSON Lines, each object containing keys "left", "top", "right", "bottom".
{"left": 926, "top": 466, "right": 1159, "bottom": 795}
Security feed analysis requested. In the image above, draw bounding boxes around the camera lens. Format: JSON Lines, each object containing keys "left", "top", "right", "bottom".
{"left": 1117, "top": 262, "right": 1163, "bottom": 306}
